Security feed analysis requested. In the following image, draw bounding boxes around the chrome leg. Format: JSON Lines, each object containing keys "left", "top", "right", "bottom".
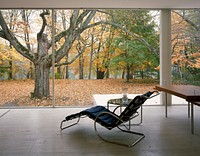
{"left": 165, "top": 92, "right": 168, "bottom": 118}
{"left": 141, "top": 105, "right": 143, "bottom": 124}
{"left": 191, "top": 102, "right": 194, "bottom": 134}
{"left": 60, "top": 117, "right": 81, "bottom": 130}
{"left": 130, "top": 106, "right": 143, "bottom": 125}
{"left": 94, "top": 121, "right": 145, "bottom": 147}
{"left": 188, "top": 102, "right": 190, "bottom": 118}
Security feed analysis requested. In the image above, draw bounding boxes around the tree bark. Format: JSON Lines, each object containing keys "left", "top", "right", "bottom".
{"left": 88, "top": 34, "right": 94, "bottom": 79}
{"left": 79, "top": 54, "right": 84, "bottom": 79}
{"left": 34, "top": 61, "right": 50, "bottom": 98}
{"left": 97, "top": 70, "right": 105, "bottom": 79}
{"left": 34, "top": 33, "right": 50, "bottom": 98}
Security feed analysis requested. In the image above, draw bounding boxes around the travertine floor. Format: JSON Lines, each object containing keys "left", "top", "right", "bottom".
{"left": 0, "top": 105, "right": 199, "bottom": 156}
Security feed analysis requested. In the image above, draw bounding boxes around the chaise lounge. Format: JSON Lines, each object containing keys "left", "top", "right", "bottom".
{"left": 60, "top": 91, "right": 159, "bottom": 147}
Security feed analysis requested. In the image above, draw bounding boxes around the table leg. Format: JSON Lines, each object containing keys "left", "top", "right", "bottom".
{"left": 140, "top": 105, "right": 143, "bottom": 124}
{"left": 188, "top": 102, "right": 190, "bottom": 118}
{"left": 165, "top": 92, "right": 168, "bottom": 118}
{"left": 191, "top": 102, "right": 194, "bottom": 134}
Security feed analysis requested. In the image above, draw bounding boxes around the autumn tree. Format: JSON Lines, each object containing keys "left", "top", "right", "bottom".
{"left": 0, "top": 43, "right": 30, "bottom": 79}
{"left": 107, "top": 10, "right": 159, "bottom": 81}
{"left": 0, "top": 9, "right": 101, "bottom": 98}
{"left": 0, "top": 43, "right": 10, "bottom": 77}
{"left": 0, "top": 9, "right": 154, "bottom": 99}
{"left": 172, "top": 10, "right": 200, "bottom": 82}
{"left": 93, "top": 25, "right": 113, "bottom": 79}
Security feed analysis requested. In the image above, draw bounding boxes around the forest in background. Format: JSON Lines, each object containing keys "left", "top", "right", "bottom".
{"left": 0, "top": 9, "right": 200, "bottom": 106}
{"left": 0, "top": 10, "right": 199, "bottom": 83}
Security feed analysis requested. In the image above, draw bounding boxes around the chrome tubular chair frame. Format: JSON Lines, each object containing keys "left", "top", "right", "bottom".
{"left": 94, "top": 111, "right": 145, "bottom": 147}
{"left": 60, "top": 117, "right": 81, "bottom": 130}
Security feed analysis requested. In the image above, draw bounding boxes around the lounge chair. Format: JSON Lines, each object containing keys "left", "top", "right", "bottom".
{"left": 60, "top": 91, "right": 159, "bottom": 147}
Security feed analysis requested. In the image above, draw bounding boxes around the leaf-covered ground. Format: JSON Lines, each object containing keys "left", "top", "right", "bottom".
{"left": 0, "top": 79, "right": 158, "bottom": 107}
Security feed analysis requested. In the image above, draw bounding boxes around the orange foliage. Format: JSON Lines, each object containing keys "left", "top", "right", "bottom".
{"left": 171, "top": 12, "right": 200, "bottom": 69}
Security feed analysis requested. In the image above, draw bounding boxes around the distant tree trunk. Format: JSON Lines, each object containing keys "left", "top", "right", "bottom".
{"left": 106, "top": 68, "right": 109, "bottom": 78}
{"left": 8, "top": 58, "right": 12, "bottom": 80}
{"left": 97, "top": 70, "right": 105, "bottom": 79}
{"left": 7, "top": 11, "right": 16, "bottom": 80}
{"left": 65, "top": 55, "right": 69, "bottom": 79}
{"left": 126, "top": 65, "right": 131, "bottom": 82}
{"left": 104, "top": 30, "right": 114, "bottom": 79}
{"left": 140, "top": 70, "right": 144, "bottom": 79}
{"left": 88, "top": 32, "right": 94, "bottom": 79}
{"left": 95, "top": 36, "right": 103, "bottom": 80}
{"left": 60, "top": 10, "right": 70, "bottom": 79}
{"left": 22, "top": 10, "right": 34, "bottom": 79}
{"left": 177, "top": 64, "right": 183, "bottom": 80}
{"left": 122, "top": 69, "right": 125, "bottom": 79}
{"left": 57, "top": 65, "right": 61, "bottom": 79}
{"left": 76, "top": 34, "right": 85, "bottom": 79}
{"left": 28, "top": 62, "right": 34, "bottom": 79}
{"left": 79, "top": 54, "right": 84, "bottom": 79}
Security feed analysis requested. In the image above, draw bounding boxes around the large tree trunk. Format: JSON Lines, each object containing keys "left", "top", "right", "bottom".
{"left": 34, "top": 61, "right": 50, "bottom": 98}
{"left": 33, "top": 33, "right": 50, "bottom": 98}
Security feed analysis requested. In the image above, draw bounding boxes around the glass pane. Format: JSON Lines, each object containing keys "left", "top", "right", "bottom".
{"left": 171, "top": 9, "right": 200, "bottom": 86}
{"left": 53, "top": 9, "right": 160, "bottom": 107}
{"left": 0, "top": 9, "right": 160, "bottom": 107}
{"left": 0, "top": 9, "right": 53, "bottom": 107}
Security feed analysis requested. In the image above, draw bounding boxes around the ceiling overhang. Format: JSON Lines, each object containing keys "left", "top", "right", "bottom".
{"left": 0, "top": 0, "right": 200, "bottom": 9}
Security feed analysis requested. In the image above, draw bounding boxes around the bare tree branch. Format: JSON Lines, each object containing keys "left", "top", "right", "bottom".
{"left": 55, "top": 45, "right": 88, "bottom": 66}
{"left": 37, "top": 10, "right": 50, "bottom": 38}
{"left": 82, "top": 10, "right": 97, "bottom": 27}
{"left": 0, "top": 11, "right": 33, "bottom": 61}
{"left": 173, "top": 10, "right": 199, "bottom": 31}
{"left": 76, "top": 10, "right": 91, "bottom": 26}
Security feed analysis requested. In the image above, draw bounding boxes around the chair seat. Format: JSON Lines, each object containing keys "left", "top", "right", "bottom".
{"left": 65, "top": 106, "right": 119, "bottom": 130}
{"left": 82, "top": 106, "right": 119, "bottom": 129}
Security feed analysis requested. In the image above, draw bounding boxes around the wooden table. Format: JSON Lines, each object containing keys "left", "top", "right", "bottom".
{"left": 154, "top": 85, "right": 200, "bottom": 134}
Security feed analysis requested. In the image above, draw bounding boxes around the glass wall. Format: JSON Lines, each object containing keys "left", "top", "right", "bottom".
{"left": 3, "top": 9, "right": 200, "bottom": 107}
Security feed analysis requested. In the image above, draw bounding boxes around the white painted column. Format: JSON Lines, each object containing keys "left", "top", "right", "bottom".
{"left": 160, "top": 9, "right": 172, "bottom": 105}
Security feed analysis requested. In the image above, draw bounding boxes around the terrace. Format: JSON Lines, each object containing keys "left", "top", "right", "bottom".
{"left": 0, "top": 105, "right": 200, "bottom": 156}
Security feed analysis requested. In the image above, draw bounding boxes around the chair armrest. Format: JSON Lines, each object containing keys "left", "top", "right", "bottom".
{"left": 143, "top": 91, "right": 160, "bottom": 99}
{"left": 112, "top": 105, "right": 123, "bottom": 114}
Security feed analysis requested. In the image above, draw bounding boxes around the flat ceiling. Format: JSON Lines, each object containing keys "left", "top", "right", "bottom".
{"left": 0, "top": 0, "right": 200, "bottom": 9}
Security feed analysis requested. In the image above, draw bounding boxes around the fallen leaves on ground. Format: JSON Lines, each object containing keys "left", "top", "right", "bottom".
{"left": 0, "top": 79, "right": 158, "bottom": 107}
